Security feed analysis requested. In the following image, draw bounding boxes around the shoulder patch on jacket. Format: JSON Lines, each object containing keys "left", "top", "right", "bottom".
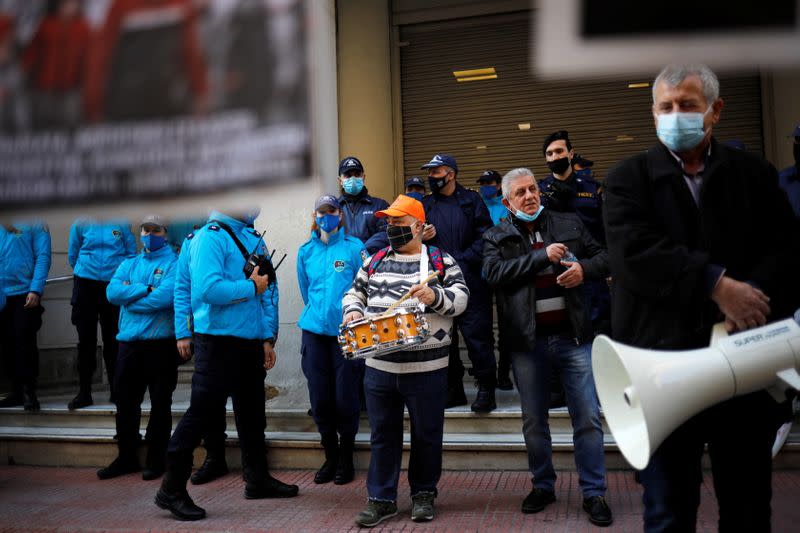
{"left": 208, "top": 225, "right": 220, "bottom": 231}
{"left": 186, "top": 232, "right": 194, "bottom": 240}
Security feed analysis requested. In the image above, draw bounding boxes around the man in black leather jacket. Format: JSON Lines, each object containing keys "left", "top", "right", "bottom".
{"left": 482, "top": 168, "right": 613, "bottom": 528}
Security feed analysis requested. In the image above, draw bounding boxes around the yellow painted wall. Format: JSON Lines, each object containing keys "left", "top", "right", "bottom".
{"left": 336, "top": 0, "right": 397, "bottom": 202}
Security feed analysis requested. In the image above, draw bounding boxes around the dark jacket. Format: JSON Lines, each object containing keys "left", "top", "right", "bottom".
{"left": 482, "top": 210, "right": 609, "bottom": 350}
{"left": 338, "top": 188, "right": 389, "bottom": 254}
{"left": 423, "top": 183, "right": 493, "bottom": 277}
{"left": 604, "top": 138, "right": 800, "bottom": 350}
{"left": 540, "top": 171, "right": 605, "bottom": 244}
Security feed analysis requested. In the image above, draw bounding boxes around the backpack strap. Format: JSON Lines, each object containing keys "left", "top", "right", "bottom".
{"left": 366, "top": 246, "right": 391, "bottom": 277}
{"left": 426, "top": 245, "right": 446, "bottom": 282}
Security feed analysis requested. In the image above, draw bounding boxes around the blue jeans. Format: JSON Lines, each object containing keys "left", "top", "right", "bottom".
{"left": 364, "top": 365, "right": 447, "bottom": 501}
{"left": 511, "top": 336, "right": 606, "bottom": 497}
{"left": 300, "top": 330, "right": 361, "bottom": 441}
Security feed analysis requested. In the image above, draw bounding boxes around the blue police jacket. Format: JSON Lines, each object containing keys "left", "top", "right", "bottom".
{"left": 540, "top": 171, "right": 605, "bottom": 244}
{"left": 68, "top": 220, "right": 137, "bottom": 281}
{"left": 189, "top": 211, "right": 279, "bottom": 341}
{"left": 297, "top": 228, "right": 366, "bottom": 337}
{"left": 173, "top": 228, "right": 204, "bottom": 340}
{"left": 0, "top": 223, "right": 52, "bottom": 297}
{"left": 338, "top": 188, "right": 390, "bottom": 254}
{"left": 779, "top": 165, "right": 800, "bottom": 218}
{"left": 107, "top": 245, "right": 177, "bottom": 342}
{"left": 481, "top": 193, "right": 508, "bottom": 226}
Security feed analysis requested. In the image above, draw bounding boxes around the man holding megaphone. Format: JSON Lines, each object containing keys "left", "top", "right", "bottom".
{"left": 603, "top": 64, "right": 800, "bottom": 533}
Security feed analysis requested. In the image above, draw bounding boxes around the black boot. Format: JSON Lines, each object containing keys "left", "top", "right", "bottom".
{"left": 68, "top": 383, "right": 93, "bottom": 410}
{"left": 471, "top": 381, "right": 496, "bottom": 413}
{"left": 0, "top": 387, "right": 23, "bottom": 408}
{"left": 97, "top": 454, "right": 140, "bottom": 479}
{"left": 334, "top": 439, "right": 355, "bottom": 485}
{"left": 190, "top": 450, "right": 229, "bottom": 485}
{"left": 314, "top": 435, "right": 338, "bottom": 484}
{"left": 243, "top": 463, "right": 299, "bottom": 499}
{"left": 22, "top": 385, "right": 40, "bottom": 411}
{"left": 155, "top": 469, "right": 206, "bottom": 521}
{"left": 142, "top": 445, "right": 166, "bottom": 481}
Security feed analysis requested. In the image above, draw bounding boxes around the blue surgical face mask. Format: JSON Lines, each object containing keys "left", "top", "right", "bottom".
{"left": 574, "top": 168, "right": 593, "bottom": 180}
{"left": 510, "top": 203, "right": 544, "bottom": 223}
{"left": 316, "top": 213, "right": 340, "bottom": 233}
{"left": 142, "top": 233, "right": 166, "bottom": 252}
{"left": 405, "top": 191, "right": 424, "bottom": 201}
{"left": 342, "top": 177, "right": 364, "bottom": 195}
{"left": 480, "top": 185, "right": 498, "bottom": 199}
{"left": 656, "top": 106, "right": 712, "bottom": 152}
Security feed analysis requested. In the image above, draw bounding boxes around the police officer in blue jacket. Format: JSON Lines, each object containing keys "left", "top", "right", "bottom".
{"left": 0, "top": 221, "right": 51, "bottom": 410}
{"left": 155, "top": 208, "right": 297, "bottom": 521}
{"left": 297, "top": 195, "right": 367, "bottom": 486}
{"left": 98, "top": 215, "right": 180, "bottom": 481}
{"left": 337, "top": 156, "right": 390, "bottom": 254}
{"left": 173, "top": 222, "right": 231, "bottom": 486}
{"left": 477, "top": 170, "right": 507, "bottom": 226}
{"left": 421, "top": 154, "right": 497, "bottom": 413}
{"left": 67, "top": 219, "right": 137, "bottom": 409}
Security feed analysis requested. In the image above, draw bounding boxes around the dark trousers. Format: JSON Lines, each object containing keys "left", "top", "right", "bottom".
{"left": 492, "top": 290, "right": 511, "bottom": 376}
{"left": 71, "top": 276, "right": 120, "bottom": 391}
{"left": 639, "top": 392, "right": 775, "bottom": 533}
{"left": 0, "top": 295, "right": 44, "bottom": 388}
{"left": 166, "top": 333, "right": 268, "bottom": 482}
{"left": 448, "top": 274, "right": 496, "bottom": 387}
{"left": 365, "top": 365, "right": 447, "bottom": 501}
{"left": 300, "top": 330, "right": 361, "bottom": 442}
{"left": 114, "top": 339, "right": 180, "bottom": 460}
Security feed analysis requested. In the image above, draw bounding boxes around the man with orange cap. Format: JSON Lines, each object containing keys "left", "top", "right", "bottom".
{"left": 342, "top": 194, "right": 469, "bottom": 527}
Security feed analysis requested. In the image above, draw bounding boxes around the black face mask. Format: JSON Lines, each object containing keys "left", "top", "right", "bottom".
{"left": 547, "top": 157, "right": 571, "bottom": 176}
{"left": 387, "top": 224, "right": 416, "bottom": 251}
{"left": 794, "top": 143, "right": 800, "bottom": 167}
{"left": 428, "top": 174, "right": 448, "bottom": 193}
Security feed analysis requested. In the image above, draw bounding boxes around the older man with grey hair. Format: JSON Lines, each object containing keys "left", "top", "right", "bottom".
{"left": 482, "top": 168, "right": 612, "bottom": 527}
{"left": 604, "top": 64, "right": 800, "bottom": 532}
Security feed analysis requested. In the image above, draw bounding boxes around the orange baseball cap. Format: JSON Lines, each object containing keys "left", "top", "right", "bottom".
{"left": 375, "top": 194, "right": 426, "bottom": 223}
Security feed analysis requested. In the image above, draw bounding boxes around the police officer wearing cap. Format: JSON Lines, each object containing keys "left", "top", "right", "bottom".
{"left": 420, "top": 154, "right": 497, "bottom": 413}
{"left": 297, "top": 195, "right": 366, "bottom": 486}
{"left": 67, "top": 218, "right": 137, "bottom": 409}
{"left": 155, "top": 208, "right": 297, "bottom": 521}
{"left": 779, "top": 123, "right": 800, "bottom": 218}
{"left": 404, "top": 176, "right": 427, "bottom": 201}
{"left": 172, "top": 218, "right": 231, "bottom": 486}
{"left": 337, "top": 156, "right": 390, "bottom": 254}
{"left": 0, "top": 220, "right": 51, "bottom": 410}
{"left": 99, "top": 215, "right": 180, "bottom": 481}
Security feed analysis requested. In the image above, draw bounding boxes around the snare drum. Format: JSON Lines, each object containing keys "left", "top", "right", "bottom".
{"left": 338, "top": 308, "right": 430, "bottom": 359}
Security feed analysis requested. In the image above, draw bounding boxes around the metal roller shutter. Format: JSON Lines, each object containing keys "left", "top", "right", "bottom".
{"left": 398, "top": 12, "right": 763, "bottom": 188}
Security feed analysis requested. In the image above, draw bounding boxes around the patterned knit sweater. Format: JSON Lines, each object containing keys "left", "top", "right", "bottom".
{"left": 341, "top": 246, "right": 469, "bottom": 373}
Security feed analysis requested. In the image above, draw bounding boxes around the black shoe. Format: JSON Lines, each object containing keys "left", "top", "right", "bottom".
{"left": 244, "top": 473, "right": 299, "bottom": 499}
{"left": 154, "top": 488, "right": 206, "bottom": 521}
{"left": 333, "top": 446, "right": 354, "bottom": 485}
{"left": 22, "top": 386, "right": 39, "bottom": 411}
{"left": 142, "top": 457, "right": 166, "bottom": 481}
{"left": 497, "top": 372, "right": 513, "bottom": 391}
{"left": 97, "top": 456, "right": 140, "bottom": 480}
{"left": 445, "top": 385, "right": 468, "bottom": 408}
{"left": 521, "top": 488, "right": 556, "bottom": 514}
{"left": 470, "top": 383, "right": 496, "bottom": 413}
{"left": 0, "top": 390, "right": 23, "bottom": 408}
{"left": 411, "top": 491, "right": 435, "bottom": 522}
{"left": 68, "top": 391, "right": 93, "bottom": 410}
{"left": 354, "top": 500, "right": 398, "bottom": 528}
{"left": 583, "top": 495, "right": 613, "bottom": 527}
{"left": 190, "top": 456, "right": 228, "bottom": 485}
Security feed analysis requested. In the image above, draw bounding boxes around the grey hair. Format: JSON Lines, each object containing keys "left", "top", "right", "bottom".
{"left": 501, "top": 168, "right": 535, "bottom": 199}
{"left": 652, "top": 64, "right": 719, "bottom": 105}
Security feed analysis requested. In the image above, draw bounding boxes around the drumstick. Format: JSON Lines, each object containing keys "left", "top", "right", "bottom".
{"left": 383, "top": 271, "right": 440, "bottom": 314}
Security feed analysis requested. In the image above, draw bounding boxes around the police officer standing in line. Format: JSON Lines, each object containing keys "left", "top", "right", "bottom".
{"left": 67, "top": 218, "right": 137, "bottom": 409}
{"left": 155, "top": 208, "right": 297, "bottom": 521}
{"left": 337, "top": 156, "right": 390, "bottom": 255}
{"left": 476, "top": 169, "right": 513, "bottom": 391}
{"left": 173, "top": 220, "right": 231, "bottom": 485}
{"left": 421, "top": 154, "right": 497, "bottom": 412}
{"left": 404, "top": 176, "right": 426, "bottom": 201}
{"left": 297, "top": 195, "right": 367, "bottom": 486}
{"left": 99, "top": 215, "right": 180, "bottom": 481}
{"left": 0, "top": 221, "right": 51, "bottom": 410}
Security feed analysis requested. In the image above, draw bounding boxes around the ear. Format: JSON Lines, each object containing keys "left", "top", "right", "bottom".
{"left": 711, "top": 98, "right": 724, "bottom": 124}
{"left": 501, "top": 197, "right": 511, "bottom": 209}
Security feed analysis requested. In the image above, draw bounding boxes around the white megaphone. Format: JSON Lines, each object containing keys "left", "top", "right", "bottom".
{"left": 592, "top": 317, "right": 800, "bottom": 470}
